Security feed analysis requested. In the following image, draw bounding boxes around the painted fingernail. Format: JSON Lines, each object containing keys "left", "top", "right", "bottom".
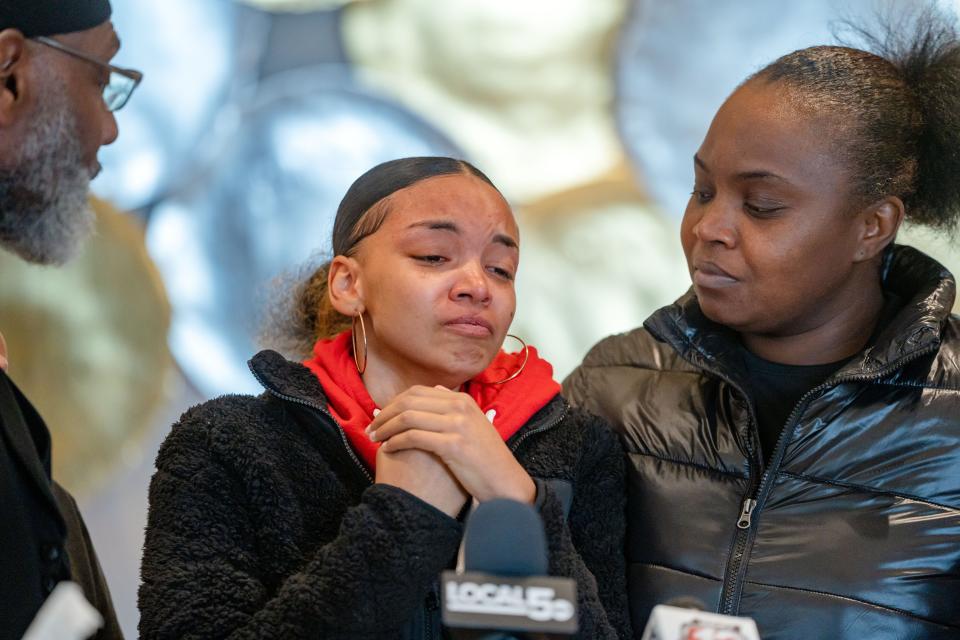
{"left": 373, "top": 408, "right": 381, "bottom": 417}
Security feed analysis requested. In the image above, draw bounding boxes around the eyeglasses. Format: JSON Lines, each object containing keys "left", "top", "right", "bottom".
{"left": 32, "top": 36, "right": 143, "bottom": 112}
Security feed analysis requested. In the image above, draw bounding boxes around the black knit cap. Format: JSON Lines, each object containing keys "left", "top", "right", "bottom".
{"left": 0, "top": 0, "right": 112, "bottom": 38}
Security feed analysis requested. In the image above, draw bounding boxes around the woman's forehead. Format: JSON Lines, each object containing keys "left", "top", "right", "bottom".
{"left": 700, "top": 83, "right": 848, "bottom": 185}
{"left": 382, "top": 174, "right": 517, "bottom": 234}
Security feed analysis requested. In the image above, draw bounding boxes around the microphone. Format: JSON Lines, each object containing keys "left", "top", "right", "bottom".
{"left": 441, "top": 499, "right": 578, "bottom": 640}
{"left": 640, "top": 598, "right": 760, "bottom": 640}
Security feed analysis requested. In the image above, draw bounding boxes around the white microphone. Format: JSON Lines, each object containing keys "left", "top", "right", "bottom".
{"left": 641, "top": 598, "right": 760, "bottom": 640}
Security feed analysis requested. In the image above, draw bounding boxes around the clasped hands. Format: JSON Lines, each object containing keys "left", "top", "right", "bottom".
{"left": 369, "top": 385, "right": 536, "bottom": 518}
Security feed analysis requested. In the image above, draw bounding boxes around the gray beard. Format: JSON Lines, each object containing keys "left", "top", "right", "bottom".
{"left": 0, "top": 91, "right": 94, "bottom": 266}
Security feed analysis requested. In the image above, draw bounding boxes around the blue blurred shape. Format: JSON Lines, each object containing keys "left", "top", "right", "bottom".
{"left": 91, "top": 0, "right": 244, "bottom": 211}
{"left": 146, "top": 67, "right": 463, "bottom": 397}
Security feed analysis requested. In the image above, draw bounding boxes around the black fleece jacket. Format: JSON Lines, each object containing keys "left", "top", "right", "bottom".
{"left": 139, "top": 349, "right": 630, "bottom": 639}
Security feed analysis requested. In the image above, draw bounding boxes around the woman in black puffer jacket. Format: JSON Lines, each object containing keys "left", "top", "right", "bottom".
{"left": 566, "top": 8, "right": 960, "bottom": 640}
{"left": 138, "top": 157, "right": 630, "bottom": 640}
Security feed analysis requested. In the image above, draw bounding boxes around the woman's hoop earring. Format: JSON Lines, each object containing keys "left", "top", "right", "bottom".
{"left": 352, "top": 312, "right": 368, "bottom": 375}
{"left": 490, "top": 334, "right": 529, "bottom": 385}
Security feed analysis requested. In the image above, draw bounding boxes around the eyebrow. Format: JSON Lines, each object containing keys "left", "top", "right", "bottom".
{"left": 407, "top": 219, "right": 518, "bottom": 249}
{"left": 693, "top": 154, "right": 789, "bottom": 183}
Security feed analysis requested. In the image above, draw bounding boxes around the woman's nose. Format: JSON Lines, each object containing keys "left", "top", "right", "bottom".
{"left": 692, "top": 199, "right": 737, "bottom": 248}
{"left": 451, "top": 262, "right": 491, "bottom": 304}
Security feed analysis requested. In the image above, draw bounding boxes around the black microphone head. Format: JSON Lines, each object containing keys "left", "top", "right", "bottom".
{"left": 463, "top": 499, "right": 548, "bottom": 576}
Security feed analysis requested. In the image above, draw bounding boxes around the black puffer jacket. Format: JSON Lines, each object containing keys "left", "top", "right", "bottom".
{"left": 565, "top": 246, "right": 960, "bottom": 639}
{"left": 139, "top": 349, "right": 629, "bottom": 639}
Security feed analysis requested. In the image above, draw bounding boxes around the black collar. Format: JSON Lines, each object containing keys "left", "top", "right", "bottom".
{"left": 248, "top": 349, "right": 331, "bottom": 408}
{"left": 0, "top": 371, "right": 64, "bottom": 522}
{"left": 247, "top": 349, "right": 567, "bottom": 440}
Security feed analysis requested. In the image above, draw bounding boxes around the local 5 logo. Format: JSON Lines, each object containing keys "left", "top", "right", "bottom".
{"left": 445, "top": 581, "right": 574, "bottom": 622}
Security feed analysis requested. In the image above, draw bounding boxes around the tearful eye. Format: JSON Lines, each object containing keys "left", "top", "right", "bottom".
{"left": 488, "top": 266, "right": 515, "bottom": 281}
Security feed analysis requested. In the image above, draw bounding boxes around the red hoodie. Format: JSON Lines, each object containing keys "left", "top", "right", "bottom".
{"left": 301, "top": 331, "right": 561, "bottom": 472}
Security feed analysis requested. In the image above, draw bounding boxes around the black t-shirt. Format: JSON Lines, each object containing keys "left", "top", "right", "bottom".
{"left": 741, "top": 349, "right": 846, "bottom": 464}
{"left": 741, "top": 294, "right": 904, "bottom": 465}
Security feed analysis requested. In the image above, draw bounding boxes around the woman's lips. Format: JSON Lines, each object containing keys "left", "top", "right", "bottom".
{"left": 444, "top": 316, "right": 494, "bottom": 337}
{"left": 693, "top": 262, "right": 739, "bottom": 288}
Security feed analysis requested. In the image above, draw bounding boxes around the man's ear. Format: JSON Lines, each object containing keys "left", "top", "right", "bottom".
{"left": 327, "top": 255, "right": 365, "bottom": 316}
{"left": 0, "top": 29, "right": 27, "bottom": 128}
{"left": 853, "top": 196, "right": 905, "bottom": 263}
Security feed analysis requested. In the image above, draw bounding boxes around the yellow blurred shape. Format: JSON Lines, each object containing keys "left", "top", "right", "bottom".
{"left": 0, "top": 198, "right": 173, "bottom": 497}
{"left": 511, "top": 164, "right": 691, "bottom": 378}
{"left": 342, "top": 0, "right": 629, "bottom": 204}
{"left": 237, "top": 0, "right": 361, "bottom": 11}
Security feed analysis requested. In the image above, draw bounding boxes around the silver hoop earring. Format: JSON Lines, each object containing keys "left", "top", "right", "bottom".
{"left": 352, "top": 312, "right": 368, "bottom": 375}
{"left": 490, "top": 334, "right": 528, "bottom": 385}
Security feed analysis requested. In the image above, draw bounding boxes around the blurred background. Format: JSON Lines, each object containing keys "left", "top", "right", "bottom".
{"left": 2, "top": 0, "right": 959, "bottom": 635}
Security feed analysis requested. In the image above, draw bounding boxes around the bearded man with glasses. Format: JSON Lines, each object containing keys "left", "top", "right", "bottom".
{"left": 0, "top": 1, "right": 140, "bottom": 638}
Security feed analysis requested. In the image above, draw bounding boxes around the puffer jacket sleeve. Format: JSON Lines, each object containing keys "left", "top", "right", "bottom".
{"left": 563, "top": 354, "right": 627, "bottom": 434}
{"left": 138, "top": 407, "right": 463, "bottom": 640}
{"left": 562, "top": 359, "right": 596, "bottom": 411}
{"left": 535, "top": 411, "right": 631, "bottom": 640}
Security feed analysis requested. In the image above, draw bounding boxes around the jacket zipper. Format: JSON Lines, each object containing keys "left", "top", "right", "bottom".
{"left": 248, "top": 365, "right": 374, "bottom": 484}
{"left": 714, "top": 382, "right": 761, "bottom": 616}
{"left": 716, "top": 342, "right": 938, "bottom": 615}
{"left": 508, "top": 404, "right": 568, "bottom": 454}
{"left": 736, "top": 499, "right": 757, "bottom": 529}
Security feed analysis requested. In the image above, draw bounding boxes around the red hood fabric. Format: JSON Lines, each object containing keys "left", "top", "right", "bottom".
{"left": 302, "top": 330, "right": 561, "bottom": 472}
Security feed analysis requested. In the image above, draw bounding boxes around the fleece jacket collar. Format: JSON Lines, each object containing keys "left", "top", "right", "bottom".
{"left": 248, "top": 347, "right": 567, "bottom": 471}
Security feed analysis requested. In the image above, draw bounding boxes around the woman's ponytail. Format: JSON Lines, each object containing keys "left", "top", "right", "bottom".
{"left": 260, "top": 260, "right": 352, "bottom": 360}
{"left": 889, "top": 9, "right": 960, "bottom": 229}
{"left": 751, "top": 3, "right": 960, "bottom": 231}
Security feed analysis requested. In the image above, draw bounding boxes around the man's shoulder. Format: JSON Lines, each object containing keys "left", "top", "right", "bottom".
{"left": 50, "top": 483, "right": 123, "bottom": 640}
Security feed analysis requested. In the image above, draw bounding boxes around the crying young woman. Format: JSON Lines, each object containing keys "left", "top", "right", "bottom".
{"left": 137, "top": 156, "right": 631, "bottom": 640}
